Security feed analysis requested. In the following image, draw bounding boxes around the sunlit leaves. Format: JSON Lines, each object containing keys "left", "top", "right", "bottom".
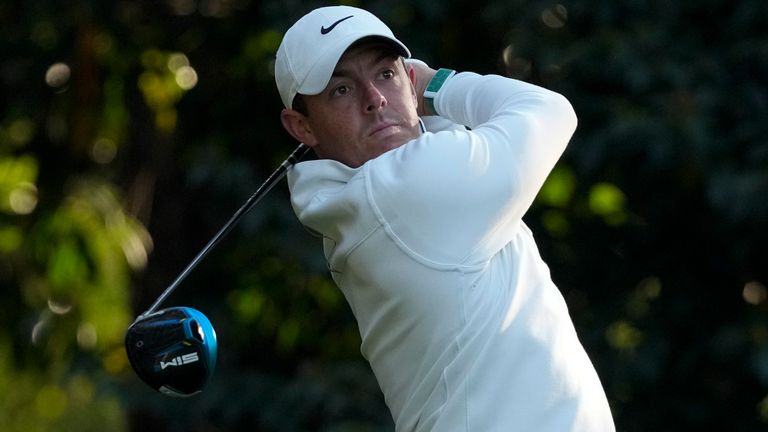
{"left": 227, "top": 256, "right": 350, "bottom": 357}
{"left": 0, "top": 367, "right": 127, "bottom": 432}
{"left": 242, "top": 30, "right": 282, "bottom": 62}
{"left": 605, "top": 320, "right": 643, "bottom": 353}
{"left": 35, "top": 385, "right": 68, "bottom": 419}
{"left": 0, "top": 155, "right": 39, "bottom": 215}
{"left": 46, "top": 238, "right": 89, "bottom": 290}
{"left": 0, "top": 226, "right": 23, "bottom": 253}
{"left": 0, "top": 173, "right": 146, "bottom": 432}
{"left": 540, "top": 210, "right": 570, "bottom": 237}
{"left": 588, "top": 182, "right": 627, "bottom": 225}
{"left": 231, "top": 30, "right": 283, "bottom": 79}
{"left": 537, "top": 166, "right": 576, "bottom": 236}
{"left": 26, "top": 179, "right": 151, "bottom": 358}
{"left": 2, "top": 117, "right": 36, "bottom": 148}
{"left": 759, "top": 395, "right": 768, "bottom": 423}
{"left": 138, "top": 49, "right": 197, "bottom": 132}
{"left": 536, "top": 165, "right": 629, "bottom": 235}
{"left": 93, "top": 75, "right": 129, "bottom": 164}
{"left": 538, "top": 165, "right": 576, "bottom": 208}
{"left": 0, "top": 336, "right": 127, "bottom": 431}
{"left": 626, "top": 276, "right": 662, "bottom": 319}
{"left": 604, "top": 277, "right": 661, "bottom": 354}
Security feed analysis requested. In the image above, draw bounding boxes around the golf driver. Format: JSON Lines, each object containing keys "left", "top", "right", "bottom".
{"left": 125, "top": 143, "right": 310, "bottom": 396}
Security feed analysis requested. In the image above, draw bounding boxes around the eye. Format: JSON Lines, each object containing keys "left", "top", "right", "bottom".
{"left": 332, "top": 85, "right": 350, "bottom": 97}
{"left": 381, "top": 69, "right": 395, "bottom": 79}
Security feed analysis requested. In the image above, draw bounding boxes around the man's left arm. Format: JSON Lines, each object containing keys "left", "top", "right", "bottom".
{"left": 432, "top": 71, "right": 577, "bottom": 221}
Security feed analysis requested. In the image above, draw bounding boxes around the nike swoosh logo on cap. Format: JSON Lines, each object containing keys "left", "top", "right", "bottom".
{"left": 320, "top": 15, "right": 354, "bottom": 34}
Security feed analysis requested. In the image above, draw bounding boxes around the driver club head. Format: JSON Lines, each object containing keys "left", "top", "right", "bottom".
{"left": 125, "top": 306, "right": 217, "bottom": 397}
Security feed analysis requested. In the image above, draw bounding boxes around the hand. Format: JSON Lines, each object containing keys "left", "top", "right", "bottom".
{"left": 405, "top": 59, "right": 437, "bottom": 116}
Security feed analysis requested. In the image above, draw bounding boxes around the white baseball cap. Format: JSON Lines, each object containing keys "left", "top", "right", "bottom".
{"left": 275, "top": 6, "right": 411, "bottom": 109}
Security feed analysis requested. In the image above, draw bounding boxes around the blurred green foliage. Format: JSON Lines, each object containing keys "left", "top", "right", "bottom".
{"left": 1, "top": 0, "right": 766, "bottom": 431}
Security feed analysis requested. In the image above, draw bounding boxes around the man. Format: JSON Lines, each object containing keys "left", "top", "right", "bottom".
{"left": 275, "top": 5, "right": 615, "bottom": 431}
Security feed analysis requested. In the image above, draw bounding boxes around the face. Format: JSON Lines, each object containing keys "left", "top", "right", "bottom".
{"left": 281, "top": 41, "right": 421, "bottom": 168}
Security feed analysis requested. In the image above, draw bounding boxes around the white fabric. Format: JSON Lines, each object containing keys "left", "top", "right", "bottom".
{"left": 287, "top": 72, "right": 615, "bottom": 431}
{"left": 274, "top": 5, "right": 410, "bottom": 108}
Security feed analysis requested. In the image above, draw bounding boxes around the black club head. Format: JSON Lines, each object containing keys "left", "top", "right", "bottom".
{"left": 125, "top": 307, "right": 217, "bottom": 397}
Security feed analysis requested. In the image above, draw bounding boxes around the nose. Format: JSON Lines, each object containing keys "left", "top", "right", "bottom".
{"left": 363, "top": 82, "right": 386, "bottom": 112}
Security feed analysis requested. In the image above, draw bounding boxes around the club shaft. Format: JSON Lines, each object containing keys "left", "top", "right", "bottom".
{"left": 141, "top": 144, "right": 309, "bottom": 317}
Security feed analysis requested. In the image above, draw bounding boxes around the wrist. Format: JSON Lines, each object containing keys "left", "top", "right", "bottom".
{"left": 422, "top": 68, "right": 456, "bottom": 116}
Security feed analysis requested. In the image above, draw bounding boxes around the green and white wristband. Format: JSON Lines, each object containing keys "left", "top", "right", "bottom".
{"left": 423, "top": 68, "right": 456, "bottom": 116}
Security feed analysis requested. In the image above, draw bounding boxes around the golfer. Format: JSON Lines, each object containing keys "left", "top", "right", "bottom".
{"left": 275, "top": 5, "right": 615, "bottom": 431}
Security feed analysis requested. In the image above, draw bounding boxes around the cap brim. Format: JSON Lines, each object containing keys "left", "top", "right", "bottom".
{"left": 297, "top": 34, "right": 410, "bottom": 97}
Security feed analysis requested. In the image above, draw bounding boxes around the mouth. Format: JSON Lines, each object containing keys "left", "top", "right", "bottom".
{"left": 369, "top": 123, "right": 398, "bottom": 137}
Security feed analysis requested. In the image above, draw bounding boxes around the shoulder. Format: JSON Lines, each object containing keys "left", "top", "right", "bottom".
{"left": 287, "top": 159, "right": 363, "bottom": 219}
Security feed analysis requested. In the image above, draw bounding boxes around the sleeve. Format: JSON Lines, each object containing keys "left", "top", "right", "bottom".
{"left": 420, "top": 115, "right": 466, "bottom": 133}
{"left": 364, "top": 72, "right": 577, "bottom": 268}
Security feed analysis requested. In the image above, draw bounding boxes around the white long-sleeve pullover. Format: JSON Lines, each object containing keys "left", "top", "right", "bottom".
{"left": 287, "top": 72, "right": 615, "bottom": 432}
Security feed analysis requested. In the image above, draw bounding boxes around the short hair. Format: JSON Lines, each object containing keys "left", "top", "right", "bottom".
{"left": 292, "top": 93, "right": 308, "bottom": 116}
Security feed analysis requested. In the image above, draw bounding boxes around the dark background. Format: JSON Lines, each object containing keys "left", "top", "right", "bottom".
{"left": 1, "top": 0, "right": 767, "bottom": 430}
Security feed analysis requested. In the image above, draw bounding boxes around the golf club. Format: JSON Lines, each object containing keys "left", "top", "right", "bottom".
{"left": 125, "top": 143, "right": 310, "bottom": 396}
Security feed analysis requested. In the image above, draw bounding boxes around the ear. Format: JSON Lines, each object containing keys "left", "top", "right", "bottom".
{"left": 407, "top": 63, "right": 421, "bottom": 115}
{"left": 280, "top": 109, "right": 318, "bottom": 147}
